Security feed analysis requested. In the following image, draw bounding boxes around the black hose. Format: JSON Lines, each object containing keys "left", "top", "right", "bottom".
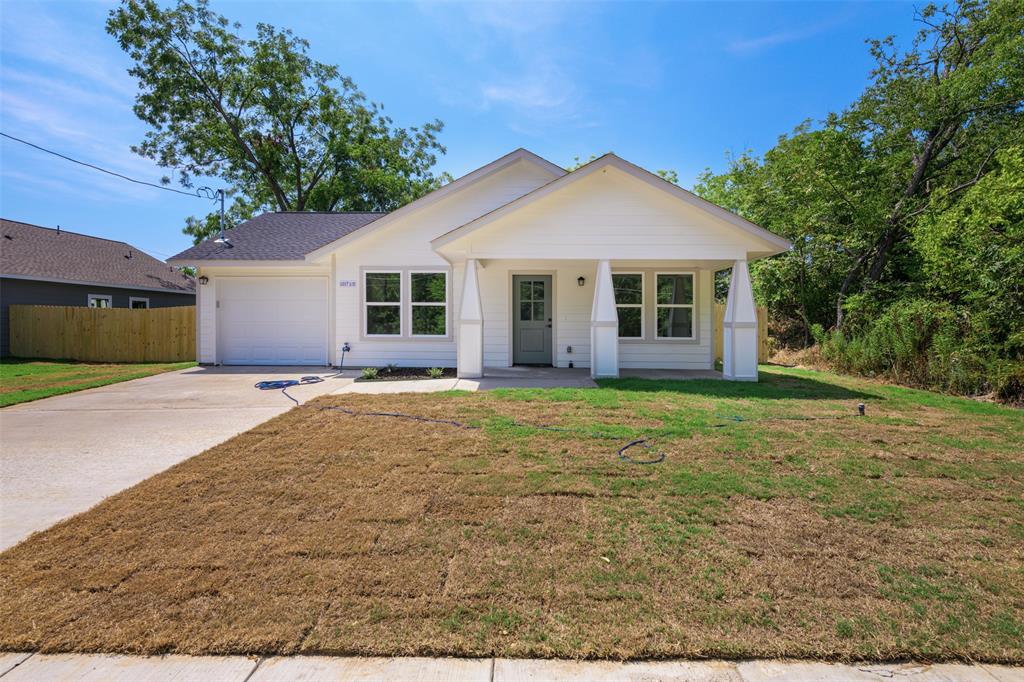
{"left": 617, "top": 439, "right": 665, "bottom": 465}
{"left": 314, "top": 404, "right": 667, "bottom": 465}
{"left": 254, "top": 348, "right": 350, "bottom": 405}
{"left": 712, "top": 413, "right": 864, "bottom": 427}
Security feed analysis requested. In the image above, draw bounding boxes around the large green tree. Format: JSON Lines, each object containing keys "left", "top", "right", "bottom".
{"left": 696, "top": 0, "right": 1024, "bottom": 339}
{"left": 831, "top": 0, "right": 1024, "bottom": 325}
{"left": 107, "top": 0, "right": 449, "bottom": 243}
{"left": 913, "top": 144, "right": 1024, "bottom": 360}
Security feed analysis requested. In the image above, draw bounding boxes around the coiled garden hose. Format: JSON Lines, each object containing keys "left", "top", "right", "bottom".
{"left": 254, "top": 347, "right": 348, "bottom": 405}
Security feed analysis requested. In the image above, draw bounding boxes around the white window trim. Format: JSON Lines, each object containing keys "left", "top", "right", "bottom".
{"left": 129, "top": 296, "right": 150, "bottom": 309}
{"left": 87, "top": 294, "right": 112, "bottom": 308}
{"left": 612, "top": 271, "right": 645, "bottom": 340}
{"left": 654, "top": 271, "right": 696, "bottom": 341}
{"left": 409, "top": 270, "right": 449, "bottom": 338}
{"left": 363, "top": 270, "right": 403, "bottom": 337}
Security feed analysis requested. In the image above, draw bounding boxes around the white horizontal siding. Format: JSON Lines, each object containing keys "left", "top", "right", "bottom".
{"left": 331, "top": 160, "right": 555, "bottom": 368}
{"left": 196, "top": 271, "right": 216, "bottom": 364}
{"left": 457, "top": 167, "right": 755, "bottom": 261}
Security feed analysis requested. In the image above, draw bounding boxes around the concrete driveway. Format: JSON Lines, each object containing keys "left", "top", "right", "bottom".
{"left": 0, "top": 365, "right": 353, "bottom": 551}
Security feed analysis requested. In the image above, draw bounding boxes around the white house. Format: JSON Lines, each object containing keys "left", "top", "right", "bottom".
{"left": 168, "top": 149, "right": 791, "bottom": 381}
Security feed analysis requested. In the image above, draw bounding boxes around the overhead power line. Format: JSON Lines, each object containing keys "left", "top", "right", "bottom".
{"left": 1, "top": 131, "right": 203, "bottom": 199}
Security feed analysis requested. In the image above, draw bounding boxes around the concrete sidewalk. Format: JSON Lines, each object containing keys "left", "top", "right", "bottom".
{"left": 0, "top": 653, "right": 1019, "bottom": 681}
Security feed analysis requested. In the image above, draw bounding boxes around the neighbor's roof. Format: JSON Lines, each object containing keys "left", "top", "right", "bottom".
{"left": 168, "top": 211, "right": 386, "bottom": 262}
{"left": 1, "top": 219, "right": 195, "bottom": 293}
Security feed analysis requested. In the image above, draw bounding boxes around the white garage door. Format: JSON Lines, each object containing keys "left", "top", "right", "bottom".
{"left": 217, "top": 277, "right": 328, "bottom": 365}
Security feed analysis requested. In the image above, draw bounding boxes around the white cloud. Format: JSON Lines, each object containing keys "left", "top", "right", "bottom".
{"left": 727, "top": 12, "right": 854, "bottom": 55}
{"left": 481, "top": 67, "right": 575, "bottom": 114}
{"left": 0, "top": 2, "right": 190, "bottom": 203}
{"left": 417, "top": 1, "right": 611, "bottom": 130}
{"left": 0, "top": 3, "right": 136, "bottom": 97}
{"left": 0, "top": 166, "right": 148, "bottom": 204}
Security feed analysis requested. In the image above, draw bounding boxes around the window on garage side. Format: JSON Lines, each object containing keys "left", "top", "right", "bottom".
{"left": 655, "top": 273, "right": 695, "bottom": 339}
{"left": 411, "top": 271, "right": 447, "bottom": 336}
{"left": 612, "top": 273, "right": 643, "bottom": 339}
{"left": 365, "top": 271, "right": 401, "bottom": 336}
{"left": 129, "top": 297, "right": 149, "bottom": 309}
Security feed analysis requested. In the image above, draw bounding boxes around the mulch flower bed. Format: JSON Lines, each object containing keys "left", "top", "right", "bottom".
{"left": 355, "top": 367, "right": 457, "bottom": 382}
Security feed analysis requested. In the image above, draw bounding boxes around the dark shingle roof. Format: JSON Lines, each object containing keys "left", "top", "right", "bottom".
{"left": 0, "top": 219, "right": 194, "bottom": 293}
{"left": 168, "top": 212, "right": 387, "bottom": 261}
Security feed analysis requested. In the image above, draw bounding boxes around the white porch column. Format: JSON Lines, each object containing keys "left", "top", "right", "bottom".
{"left": 457, "top": 258, "right": 484, "bottom": 378}
{"left": 722, "top": 259, "right": 758, "bottom": 381}
{"left": 590, "top": 259, "right": 619, "bottom": 378}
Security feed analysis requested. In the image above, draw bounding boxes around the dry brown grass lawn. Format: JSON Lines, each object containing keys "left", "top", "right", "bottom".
{"left": 1, "top": 367, "right": 1021, "bottom": 661}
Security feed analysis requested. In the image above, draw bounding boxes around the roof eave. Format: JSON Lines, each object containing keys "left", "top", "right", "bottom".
{"left": 167, "top": 258, "right": 311, "bottom": 267}
{"left": 0, "top": 272, "right": 195, "bottom": 294}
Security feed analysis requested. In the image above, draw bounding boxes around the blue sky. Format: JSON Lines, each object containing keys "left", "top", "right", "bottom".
{"left": 1, "top": 1, "right": 919, "bottom": 260}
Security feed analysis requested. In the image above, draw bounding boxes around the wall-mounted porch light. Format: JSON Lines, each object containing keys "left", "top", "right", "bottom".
{"left": 577, "top": 276, "right": 586, "bottom": 287}
{"left": 198, "top": 275, "right": 209, "bottom": 285}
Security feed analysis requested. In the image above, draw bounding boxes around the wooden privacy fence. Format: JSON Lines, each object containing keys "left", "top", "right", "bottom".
{"left": 9, "top": 305, "right": 195, "bottom": 363}
{"left": 714, "top": 303, "right": 769, "bottom": 363}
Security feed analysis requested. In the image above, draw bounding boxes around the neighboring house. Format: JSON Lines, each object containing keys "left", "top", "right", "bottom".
{"left": 168, "top": 150, "right": 791, "bottom": 381}
{"left": 0, "top": 219, "right": 195, "bottom": 357}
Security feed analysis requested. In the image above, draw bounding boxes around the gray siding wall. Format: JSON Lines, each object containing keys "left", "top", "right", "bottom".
{"left": 0, "top": 277, "right": 195, "bottom": 357}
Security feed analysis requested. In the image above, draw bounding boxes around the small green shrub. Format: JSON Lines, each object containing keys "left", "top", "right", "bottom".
{"left": 426, "top": 367, "right": 444, "bottom": 379}
{"left": 361, "top": 367, "right": 379, "bottom": 380}
{"left": 835, "top": 619, "right": 855, "bottom": 639}
{"left": 990, "top": 360, "right": 1024, "bottom": 403}
{"left": 384, "top": 363, "right": 398, "bottom": 374}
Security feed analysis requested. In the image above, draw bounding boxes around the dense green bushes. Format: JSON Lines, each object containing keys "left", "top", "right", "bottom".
{"left": 814, "top": 298, "right": 1024, "bottom": 402}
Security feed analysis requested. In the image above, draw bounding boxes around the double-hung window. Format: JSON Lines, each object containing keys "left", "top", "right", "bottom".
{"left": 410, "top": 272, "right": 447, "bottom": 336}
{"left": 612, "top": 273, "right": 643, "bottom": 339}
{"left": 87, "top": 294, "right": 112, "bottom": 309}
{"left": 364, "top": 272, "right": 402, "bottom": 336}
{"left": 655, "top": 273, "right": 695, "bottom": 339}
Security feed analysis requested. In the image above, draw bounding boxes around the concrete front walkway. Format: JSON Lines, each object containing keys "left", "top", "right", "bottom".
{"left": 333, "top": 366, "right": 728, "bottom": 395}
{"left": 0, "top": 365, "right": 353, "bottom": 550}
{"left": 335, "top": 366, "right": 597, "bottom": 395}
{"left": 0, "top": 653, "right": 1019, "bottom": 681}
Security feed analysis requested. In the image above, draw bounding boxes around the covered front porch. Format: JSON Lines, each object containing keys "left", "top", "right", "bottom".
{"left": 429, "top": 154, "right": 786, "bottom": 383}
{"left": 449, "top": 257, "right": 759, "bottom": 382}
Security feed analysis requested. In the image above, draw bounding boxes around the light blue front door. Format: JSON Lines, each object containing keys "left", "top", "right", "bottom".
{"left": 512, "top": 275, "right": 553, "bottom": 365}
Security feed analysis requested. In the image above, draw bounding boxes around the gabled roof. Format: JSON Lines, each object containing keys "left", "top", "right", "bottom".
{"left": 1, "top": 218, "right": 194, "bottom": 293}
{"left": 431, "top": 153, "right": 792, "bottom": 254}
{"left": 300, "top": 148, "right": 565, "bottom": 261}
{"left": 168, "top": 212, "right": 385, "bottom": 263}
{"left": 168, "top": 149, "right": 565, "bottom": 264}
